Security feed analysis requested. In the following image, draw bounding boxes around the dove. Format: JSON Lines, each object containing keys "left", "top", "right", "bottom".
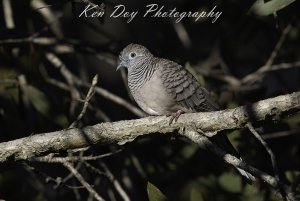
{"left": 117, "top": 43, "right": 255, "bottom": 183}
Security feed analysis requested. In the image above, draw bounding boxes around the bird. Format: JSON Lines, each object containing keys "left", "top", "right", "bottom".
{"left": 117, "top": 43, "right": 255, "bottom": 183}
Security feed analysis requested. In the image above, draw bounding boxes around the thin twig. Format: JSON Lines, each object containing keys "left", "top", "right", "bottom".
{"left": 31, "top": 156, "right": 105, "bottom": 201}
{"left": 247, "top": 123, "right": 280, "bottom": 177}
{"left": 3, "top": 0, "right": 15, "bottom": 29}
{"left": 45, "top": 77, "right": 71, "bottom": 91}
{"left": 84, "top": 162, "right": 131, "bottom": 201}
{"left": 61, "top": 152, "right": 84, "bottom": 185}
{"left": 62, "top": 161, "right": 106, "bottom": 201}
{"left": 84, "top": 162, "right": 109, "bottom": 178}
{"left": 30, "top": 0, "right": 63, "bottom": 38}
{"left": 33, "top": 150, "right": 122, "bottom": 163}
{"left": 88, "top": 178, "right": 102, "bottom": 201}
{"left": 99, "top": 162, "right": 131, "bottom": 201}
{"left": 247, "top": 123, "right": 286, "bottom": 199}
{"left": 45, "top": 52, "right": 81, "bottom": 117}
{"left": 195, "top": 60, "right": 300, "bottom": 89}
{"left": 75, "top": 0, "right": 105, "bottom": 13}
{"left": 42, "top": 52, "right": 145, "bottom": 117}
{"left": 130, "top": 154, "right": 147, "bottom": 179}
{"left": 69, "top": 74, "right": 98, "bottom": 128}
{"left": 79, "top": 81, "right": 145, "bottom": 117}
{"left": 262, "top": 128, "right": 300, "bottom": 140}
{"left": 242, "top": 24, "right": 292, "bottom": 84}
{"left": 264, "top": 24, "right": 292, "bottom": 68}
{"left": 182, "top": 128, "right": 297, "bottom": 201}
{"left": 0, "top": 78, "right": 17, "bottom": 85}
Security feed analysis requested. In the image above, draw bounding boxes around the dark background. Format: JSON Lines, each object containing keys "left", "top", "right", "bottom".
{"left": 0, "top": 0, "right": 300, "bottom": 200}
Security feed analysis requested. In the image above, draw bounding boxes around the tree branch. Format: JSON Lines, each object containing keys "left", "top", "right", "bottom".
{"left": 0, "top": 91, "right": 299, "bottom": 200}
{"left": 0, "top": 91, "right": 299, "bottom": 163}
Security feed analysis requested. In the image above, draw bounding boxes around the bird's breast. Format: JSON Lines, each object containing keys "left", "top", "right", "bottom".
{"left": 131, "top": 70, "right": 179, "bottom": 115}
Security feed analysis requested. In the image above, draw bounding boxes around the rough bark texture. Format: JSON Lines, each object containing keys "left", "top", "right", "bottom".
{"left": 0, "top": 91, "right": 299, "bottom": 163}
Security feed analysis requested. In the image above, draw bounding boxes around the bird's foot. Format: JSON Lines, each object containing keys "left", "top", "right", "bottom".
{"left": 166, "top": 110, "right": 184, "bottom": 125}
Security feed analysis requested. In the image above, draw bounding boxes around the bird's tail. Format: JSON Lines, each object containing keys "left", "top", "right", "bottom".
{"left": 212, "top": 132, "right": 256, "bottom": 184}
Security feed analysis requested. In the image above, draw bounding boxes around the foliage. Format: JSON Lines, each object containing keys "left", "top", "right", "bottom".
{"left": 0, "top": 0, "right": 300, "bottom": 201}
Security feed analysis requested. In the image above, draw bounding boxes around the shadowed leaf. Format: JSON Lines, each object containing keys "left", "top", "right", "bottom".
{"left": 249, "top": 0, "right": 295, "bottom": 16}
{"left": 190, "top": 188, "right": 204, "bottom": 201}
{"left": 22, "top": 85, "right": 50, "bottom": 116}
{"left": 147, "top": 182, "right": 169, "bottom": 201}
{"left": 218, "top": 172, "right": 242, "bottom": 193}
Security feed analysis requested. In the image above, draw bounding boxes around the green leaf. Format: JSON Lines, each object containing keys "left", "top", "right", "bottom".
{"left": 185, "top": 63, "right": 205, "bottom": 86}
{"left": 249, "top": 0, "right": 295, "bottom": 16}
{"left": 227, "top": 130, "right": 241, "bottom": 148}
{"left": 218, "top": 172, "right": 242, "bottom": 193}
{"left": 242, "top": 185, "right": 264, "bottom": 201}
{"left": 285, "top": 170, "right": 299, "bottom": 183}
{"left": 190, "top": 188, "right": 204, "bottom": 201}
{"left": 22, "top": 84, "right": 51, "bottom": 116}
{"left": 198, "top": 174, "right": 218, "bottom": 188}
{"left": 181, "top": 144, "right": 198, "bottom": 159}
{"left": 147, "top": 182, "right": 169, "bottom": 201}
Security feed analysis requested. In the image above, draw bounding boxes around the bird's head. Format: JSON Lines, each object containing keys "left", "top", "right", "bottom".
{"left": 117, "top": 44, "right": 153, "bottom": 71}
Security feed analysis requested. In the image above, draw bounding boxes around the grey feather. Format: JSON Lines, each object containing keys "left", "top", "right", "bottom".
{"left": 118, "top": 44, "right": 255, "bottom": 183}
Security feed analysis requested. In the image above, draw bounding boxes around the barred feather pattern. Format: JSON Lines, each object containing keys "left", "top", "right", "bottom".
{"left": 127, "top": 57, "right": 157, "bottom": 93}
{"left": 158, "top": 58, "right": 220, "bottom": 112}
{"left": 119, "top": 44, "right": 255, "bottom": 183}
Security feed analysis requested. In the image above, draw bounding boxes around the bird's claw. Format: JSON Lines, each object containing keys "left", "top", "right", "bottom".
{"left": 166, "top": 110, "right": 184, "bottom": 125}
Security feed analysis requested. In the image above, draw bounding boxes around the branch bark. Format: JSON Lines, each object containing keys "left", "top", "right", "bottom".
{"left": 0, "top": 92, "right": 299, "bottom": 163}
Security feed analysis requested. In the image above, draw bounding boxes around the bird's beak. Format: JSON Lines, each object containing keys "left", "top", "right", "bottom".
{"left": 116, "top": 61, "right": 125, "bottom": 71}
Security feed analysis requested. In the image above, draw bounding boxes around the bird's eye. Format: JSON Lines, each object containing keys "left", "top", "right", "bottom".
{"left": 129, "top": 52, "right": 136, "bottom": 59}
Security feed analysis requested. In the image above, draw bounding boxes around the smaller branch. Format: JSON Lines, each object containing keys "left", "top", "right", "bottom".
{"left": 63, "top": 161, "right": 105, "bottom": 201}
{"left": 61, "top": 152, "right": 84, "bottom": 185}
{"left": 84, "top": 162, "right": 109, "bottom": 178}
{"left": 75, "top": 0, "right": 105, "bottom": 13}
{"left": 30, "top": 0, "right": 63, "bottom": 38}
{"left": 99, "top": 162, "right": 131, "bottom": 201}
{"left": 88, "top": 178, "right": 102, "bottom": 201}
{"left": 79, "top": 81, "right": 146, "bottom": 117}
{"left": 264, "top": 24, "right": 292, "bottom": 68}
{"left": 247, "top": 123, "right": 280, "bottom": 180}
{"left": 242, "top": 24, "right": 292, "bottom": 84}
{"left": 3, "top": 0, "right": 15, "bottom": 29}
{"left": 246, "top": 123, "right": 286, "bottom": 199}
{"left": 262, "top": 60, "right": 300, "bottom": 72}
{"left": 93, "top": 106, "right": 111, "bottom": 122}
{"left": 182, "top": 128, "right": 297, "bottom": 201}
{"left": 130, "top": 154, "right": 147, "bottom": 179}
{"left": 42, "top": 52, "right": 145, "bottom": 117}
{"left": 65, "top": 184, "right": 86, "bottom": 189}
{"left": 194, "top": 67, "right": 241, "bottom": 88}
{"left": 195, "top": 60, "right": 300, "bottom": 90}
{"left": 45, "top": 77, "right": 70, "bottom": 91}
{"left": 84, "top": 162, "right": 131, "bottom": 201}
{"left": 33, "top": 150, "right": 122, "bottom": 163}
{"left": 40, "top": 63, "right": 71, "bottom": 91}
{"left": 242, "top": 60, "right": 300, "bottom": 84}
{"left": 0, "top": 78, "right": 17, "bottom": 85}
{"left": 32, "top": 156, "right": 106, "bottom": 201}
{"left": 69, "top": 74, "right": 98, "bottom": 128}
{"left": 172, "top": 22, "right": 192, "bottom": 49}
{"left": 45, "top": 52, "right": 81, "bottom": 116}
{"left": 262, "top": 128, "right": 300, "bottom": 140}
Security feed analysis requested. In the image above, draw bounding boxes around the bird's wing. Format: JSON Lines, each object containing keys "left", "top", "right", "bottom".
{"left": 159, "top": 58, "right": 219, "bottom": 112}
